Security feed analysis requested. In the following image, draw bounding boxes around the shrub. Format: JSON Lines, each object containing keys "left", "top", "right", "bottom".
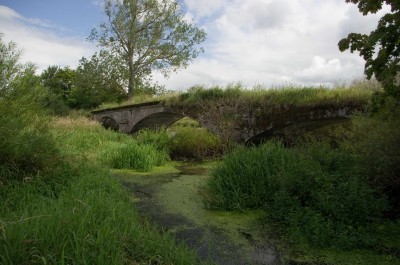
{"left": 205, "top": 141, "right": 386, "bottom": 248}
{"left": 341, "top": 101, "right": 400, "bottom": 218}
{"left": 0, "top": 95, "right": 61, "bottom": 183}
{"left": 169, "top": 127, "right": 224, "bottom": 161}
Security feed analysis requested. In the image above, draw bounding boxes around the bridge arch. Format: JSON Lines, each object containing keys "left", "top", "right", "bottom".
{"left": 245, "top": 117, "right": 351, "bottom": 145}
{"left": 101, "top": 116, "right": 120, "bottom": 131}
{"left": 129, "top": 111, "right": 185, "bottom": 134}
{"left": 92, "top": 101, "right": 364, "bottom": 144}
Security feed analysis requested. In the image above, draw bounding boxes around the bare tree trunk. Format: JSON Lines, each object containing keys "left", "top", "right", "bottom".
{"left": 128, "top": 56, "right": 135, "bottom": 98}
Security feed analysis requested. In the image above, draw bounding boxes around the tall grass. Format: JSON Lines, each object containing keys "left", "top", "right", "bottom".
{"left": 100, "top": 141, "right": 167, "bottom": 171}
{"left": 52, "top": 116, "right": 167, "bottom": 171}
{"left": 0, "top": 167, "right": 198, "bottom": 264}
{"left": 0, "top": 94, "right": 61, "bottom": 183}
{"left": 1, "top": 115, "right": 199, "bottom": 264}
{"left": 205, "top": 141, "right": 387, "bottom": 249}
{"left": 169, "top": 127, "right": 224, "bottom": 161}
{"left": 167, "top": 82, "right": 379, "bottom": 107}
{"left": 94, "top": 81, "right": 380, "bottom": 111}
{"left": 135, "top": 125, "right": 225, "bottom": 161}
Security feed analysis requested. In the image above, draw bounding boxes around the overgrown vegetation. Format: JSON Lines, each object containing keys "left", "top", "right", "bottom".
{"left": 52, "top": 117, "right": 168, "bottom": 171}
{"left": 204, "top": 105, "right": 400, "bottom": 262}
{"left": 135, "top": 123, "right": 225, "bottom": 161}
{"left": 166, "top": 81, "right": 378, "bottom": 107}
{"left": 0, "top": 37, "right": 200, "bottom": 264}
{"left": 94, "top": 80, "right": 380, "bottom": 112}
{"left": 0, "top": 114, "right": 200, "bottom": 264}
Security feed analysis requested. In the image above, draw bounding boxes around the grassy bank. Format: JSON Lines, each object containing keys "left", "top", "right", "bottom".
{"left": 0, "top": 114, "right": 200, "bottom": 264}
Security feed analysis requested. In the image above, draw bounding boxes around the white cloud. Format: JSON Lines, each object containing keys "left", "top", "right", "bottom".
{"left": 183, "top": 0, "right": 228, "bottom": 18}
{"left": 0, "top": 5, "right": 94, "bottom": 72}
{"left": 0, "top": 1, "right": 389, "bottom": 90}
{"left": 156, "top": 0, "right": 387, "bottom": 90}
{"left": 294, "top": 56, "right": 362, "bottom": 84}
{"left": 338, "top": 4, "right": 391, "bottom": 38}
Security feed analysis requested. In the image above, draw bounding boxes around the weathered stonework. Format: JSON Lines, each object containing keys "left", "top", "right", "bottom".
{"left": 92, "top": 100, "right": 365, "bottom": 144}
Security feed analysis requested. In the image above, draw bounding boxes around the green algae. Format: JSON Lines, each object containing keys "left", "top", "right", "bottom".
{"left": 113, "top": 161, "right": 400, "bottom": 265}
{"left": 112, "top": 161, "right": 276, "bottom": 264}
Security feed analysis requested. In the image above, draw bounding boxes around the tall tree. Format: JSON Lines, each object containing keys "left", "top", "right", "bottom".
{"left": 0, "top": 35, "right": 22, "bottom": 95}
{"left": 70, "top": 50, "right": 128, "bottom": 109}
{"left": 89, "top": 0, "right": 206, "bottom": 97}
{"left": 338, "top": 0, "right": 400, "bottom": 99}
{"left": 41, "top": 66, "right": 75, "bottom": 101}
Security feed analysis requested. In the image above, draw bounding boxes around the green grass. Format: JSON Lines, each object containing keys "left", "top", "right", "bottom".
{"left": 204, "top": 140, "right": 399, "bottom": 263}
{"left": 168, "top": 81, "right": 379, "bottom": 107}
{"left": 0, "top": 167, "right": 198, "bottom": 264}
{"left": 169, "top": 127, "right": 224, "bottom": 161}
{"left": 1, "top": 115, "right": 201, "bottom": 264}
{"left": 134, "top": 125, "right": 225, "bottom": 162}
{"left": 51, "top": 117, "right": 167, "bottom": 171}
{"left": 94, "top": 80, "right": 380, "bottom": 112}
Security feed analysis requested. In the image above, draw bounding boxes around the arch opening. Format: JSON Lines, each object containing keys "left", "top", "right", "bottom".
{"left": 101, "top": 116, "right": 119, "bottom": 131}
{"left": 246, "top": 117, "right": 351, "bottom": 146}
{"left": 130, "top": 112, "right": 185, "bottom": 134}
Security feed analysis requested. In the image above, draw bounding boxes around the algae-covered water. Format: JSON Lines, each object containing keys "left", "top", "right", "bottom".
{"left": 113, "top": 162, "right": 281, "bottom": 265}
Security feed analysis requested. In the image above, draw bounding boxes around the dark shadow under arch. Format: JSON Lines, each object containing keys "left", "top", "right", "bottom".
{"left": 245, "top": 117, "right": 350, "bottom": 146}
{"left": 101, "top": 116, "right": 119, "bottom": 131}
{"left": 130, "top": 112, "right": 185, "bottom": 134}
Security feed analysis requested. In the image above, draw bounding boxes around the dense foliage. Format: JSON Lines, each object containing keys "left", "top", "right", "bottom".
{"left": 71, "top": 50, "right": 128, "bottom": 109}
{"left": 0, "top": 36, "right": 61, "bottom": 183}
{"left": 339, "top": 0, "right": 400, "bottom": 99}
{"left": 205, "top": 100, "right": 400, "bottom": 256}
{"left": 0, "top": 37, "right": 199, "bottom": 264}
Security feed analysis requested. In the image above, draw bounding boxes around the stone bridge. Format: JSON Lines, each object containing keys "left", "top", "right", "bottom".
{"left": 91, "top": 100, "right": 364, "bottom": 144}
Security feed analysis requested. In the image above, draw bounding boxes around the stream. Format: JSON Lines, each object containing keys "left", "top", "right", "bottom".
{"left": 113, "top": 162, "right": 282, "bottom": 265}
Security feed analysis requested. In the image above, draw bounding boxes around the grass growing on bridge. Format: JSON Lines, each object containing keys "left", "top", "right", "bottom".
{"left": 95, "top": 79, "right": 381, "bottom": 111}
{"left": 168, "top": 80, "right": 380, "bottom": 107}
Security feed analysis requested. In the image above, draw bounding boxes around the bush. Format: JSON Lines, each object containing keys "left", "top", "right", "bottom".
{"left": 0, "top": 95, "right": 61, "bottom": 183}
{"left": 341, "top": 100, "right": 400, "bottom": 218}
{"left": 205, "top": 141, "right": 386, "bottom": 248}
{"left": 169, "top": 127, "right": 224, "bottom": 161}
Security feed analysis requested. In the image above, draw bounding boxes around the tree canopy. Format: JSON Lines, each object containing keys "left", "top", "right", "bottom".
{"left": 89, "top": 0, "right": 206, "bottom": 97}
{"left": 70, "top": 50, "right": 128, "bottom": 109}
{"left": 339, "top": 0, "right": 400, "bottom": 99}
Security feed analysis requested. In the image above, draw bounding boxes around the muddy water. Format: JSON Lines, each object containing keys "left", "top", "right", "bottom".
{"left": 113, "top": 162, "right": 281, "bottom": 265}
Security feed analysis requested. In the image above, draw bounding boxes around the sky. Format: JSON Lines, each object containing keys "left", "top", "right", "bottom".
{"left": 0, "top": 0, "right": 389, "bottom": 91}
